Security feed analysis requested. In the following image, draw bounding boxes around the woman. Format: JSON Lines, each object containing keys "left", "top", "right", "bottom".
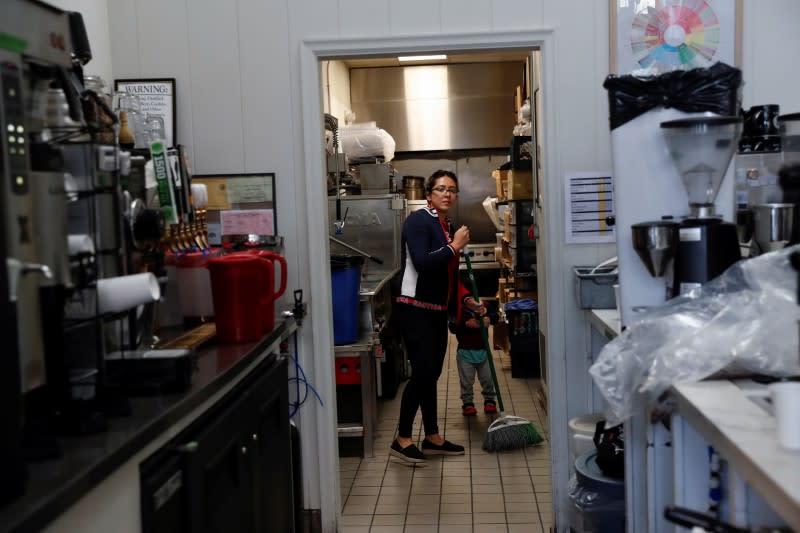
{"left": 390, "top": 169, "right": 482, "bottom": 464}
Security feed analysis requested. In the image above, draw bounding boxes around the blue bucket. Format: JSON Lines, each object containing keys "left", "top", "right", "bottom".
{"left": 330, "top": 255, "right": 364, "bottom": 345}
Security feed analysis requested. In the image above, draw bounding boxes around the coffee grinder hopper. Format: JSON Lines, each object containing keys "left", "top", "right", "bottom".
{"left": 661, "top": 116, "right": 743, "bottom": 217}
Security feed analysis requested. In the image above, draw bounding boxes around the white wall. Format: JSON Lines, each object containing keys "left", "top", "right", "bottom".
{"left": 58, "top": 0, "right": 800, "bottom": 531}
{"left": 48, "top": 0, "right": 113, "bottom": 83}
{"left": 322, "top": 60, "right": 352, "bottom": 123}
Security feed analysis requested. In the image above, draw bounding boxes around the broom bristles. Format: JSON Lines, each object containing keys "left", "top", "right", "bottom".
{"left": 482, "top": 415, "right": 544, "bottom": 452}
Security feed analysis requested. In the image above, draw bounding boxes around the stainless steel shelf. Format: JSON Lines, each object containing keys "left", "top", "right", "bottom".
{"left": 337, "top": 423, "right": 364, "bottom": 437}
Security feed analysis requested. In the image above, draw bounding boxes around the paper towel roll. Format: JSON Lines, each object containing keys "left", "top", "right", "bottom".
{"left": 97, "top": 273, "right": 160, "bottom": 314}
{"left": 68, "top": 234, "right": 95, "bottom": 255}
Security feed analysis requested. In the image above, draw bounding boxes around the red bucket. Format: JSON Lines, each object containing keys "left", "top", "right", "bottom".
{"left": 207, "top": 254, "right": 274, "bottom": 343}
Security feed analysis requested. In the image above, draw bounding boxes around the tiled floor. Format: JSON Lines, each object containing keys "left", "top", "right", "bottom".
{"left": 338, "top": 330, "right": 551, "bottom": 533}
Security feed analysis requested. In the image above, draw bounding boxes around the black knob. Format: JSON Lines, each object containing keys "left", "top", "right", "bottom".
{"left": 605, "top": 215, "right": 615, "bottom": 227}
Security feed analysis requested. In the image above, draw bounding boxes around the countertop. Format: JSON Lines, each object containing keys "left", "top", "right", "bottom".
{"left": 0, "top": 318, "right": 297, "bottom": 533}
{"left": 587, "top": 308, "right": 621, "bottom": 339}
{"left": 671, "top": 379, "right": 800, "bottom": 530}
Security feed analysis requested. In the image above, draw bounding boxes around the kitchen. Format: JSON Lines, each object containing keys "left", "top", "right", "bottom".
{"left": 2, "top": 1, "right": 800, "bottom": 533}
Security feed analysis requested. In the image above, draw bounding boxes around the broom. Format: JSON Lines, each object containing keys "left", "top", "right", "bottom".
{"left": 462, "top": 251, "right": 543, "bottom": 452}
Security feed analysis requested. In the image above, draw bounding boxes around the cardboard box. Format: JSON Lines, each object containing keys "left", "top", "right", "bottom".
{"left": 507, "top": 169, "right": 534, "bottom": 200}
{"left": 492, "top": 169, "right": 508, "bottom": 201}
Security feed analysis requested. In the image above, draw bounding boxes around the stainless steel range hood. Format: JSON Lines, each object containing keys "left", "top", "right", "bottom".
{"left": 349, "top": 62, "right": 523, "bottom": 152}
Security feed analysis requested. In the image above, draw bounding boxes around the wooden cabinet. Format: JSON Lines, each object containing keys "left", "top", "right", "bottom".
{"left": 141, "top": 356, "right": 293, "bottom": 533}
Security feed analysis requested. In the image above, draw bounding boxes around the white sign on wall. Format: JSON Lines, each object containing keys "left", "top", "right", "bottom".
{"left": 114, "top": 78, "right": 176, "bottom": 148}
{"left": 565, "top": 172, "right": 615, "bottom": 244}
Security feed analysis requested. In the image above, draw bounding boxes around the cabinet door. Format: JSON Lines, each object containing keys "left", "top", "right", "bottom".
{"left": 182, "top": 393, "right": 254, "bottom": 533}
{"left": 251, "top": 359, "right": 294, "bottom": 533}
{"left": 141, "top": 454, "right": 190, "bottom": 533}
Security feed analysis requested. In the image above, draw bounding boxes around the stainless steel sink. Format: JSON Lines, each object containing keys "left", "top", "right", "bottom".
{"left": 360, "top": 270, "right": 397, "bottom": 295}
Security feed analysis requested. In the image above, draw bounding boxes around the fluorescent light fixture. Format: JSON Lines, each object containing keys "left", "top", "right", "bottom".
{"left": 397, "top": 54, "right": 447, "bottom": 62}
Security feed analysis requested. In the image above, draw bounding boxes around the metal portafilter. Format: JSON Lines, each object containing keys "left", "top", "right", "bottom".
{"left": 631, "top": 220, "right": 679, "bottom": 277}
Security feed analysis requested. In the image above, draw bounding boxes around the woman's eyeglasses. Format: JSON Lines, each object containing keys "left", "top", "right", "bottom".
{"left": 431, "top": 186, "right": 458, "bottom": 195}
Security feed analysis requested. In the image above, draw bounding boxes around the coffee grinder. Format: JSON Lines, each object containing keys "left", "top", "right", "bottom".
{"left": 660, "top": 117, "right": 743, "bottom": 296}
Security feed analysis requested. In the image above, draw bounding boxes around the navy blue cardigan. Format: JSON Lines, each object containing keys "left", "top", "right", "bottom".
{"left": 396, "top": 207, "right": 462, "bottom": 314}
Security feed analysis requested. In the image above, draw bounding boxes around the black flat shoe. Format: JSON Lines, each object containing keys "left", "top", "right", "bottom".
{"left": 389, "top": 441, "right": 426, "bottom": 463}
{"left": 421, "top": 439, "right": 465, "bottom": 456}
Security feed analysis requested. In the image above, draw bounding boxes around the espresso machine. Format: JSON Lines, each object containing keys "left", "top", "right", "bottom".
{"left": 661, "top": 117, "right": 743, "bottom": 296}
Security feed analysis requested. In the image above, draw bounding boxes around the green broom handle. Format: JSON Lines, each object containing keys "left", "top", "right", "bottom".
{"left": 462, "top": 252, "right": 505, "bottom": 413}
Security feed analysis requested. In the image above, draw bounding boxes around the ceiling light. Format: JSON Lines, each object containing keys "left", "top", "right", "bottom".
{"left": 397, "top": 54, "right": 447, "bottom": 62}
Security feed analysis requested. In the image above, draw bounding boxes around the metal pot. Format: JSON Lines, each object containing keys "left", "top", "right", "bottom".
{"left": 403, "top": 176, "right": 425, "bottom": 200}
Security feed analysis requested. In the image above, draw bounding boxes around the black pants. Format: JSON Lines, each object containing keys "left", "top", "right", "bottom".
{"left": 396, "top": 304, "right": 448, "bottom": 438}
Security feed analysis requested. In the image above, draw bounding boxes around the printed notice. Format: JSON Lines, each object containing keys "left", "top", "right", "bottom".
{"left": 565, "top": 172, "right": 615, "bottom": 244}
{"left": 227, "top": 176, "right": 273, "bottom": 204}
{"left": 220, "top": 209, "right": 275, "bottom": 236}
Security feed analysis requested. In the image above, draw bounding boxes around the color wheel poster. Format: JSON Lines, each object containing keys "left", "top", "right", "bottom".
{"left": 614, "top": 0, "right": 737, "bottom": 75}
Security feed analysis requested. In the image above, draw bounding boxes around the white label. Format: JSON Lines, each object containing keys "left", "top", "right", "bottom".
{"left": 679, "top": 227, "right": 702, "bottom": 242}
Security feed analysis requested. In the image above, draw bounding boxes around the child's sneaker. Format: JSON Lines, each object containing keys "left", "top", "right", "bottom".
{"left": 462, "top": 403, "right": 477, "bottom": 416}
{"left": 483, "top": 401, "right": 497, "bottom": 414}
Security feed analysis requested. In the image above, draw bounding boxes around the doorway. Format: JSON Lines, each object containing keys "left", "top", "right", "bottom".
{"left": 298, "top": 30, "right": 568, "bottom": 532}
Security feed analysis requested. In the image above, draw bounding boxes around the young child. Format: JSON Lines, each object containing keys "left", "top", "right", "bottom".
{"left": 450, "top": 301, "right": 499, "bottom": 416}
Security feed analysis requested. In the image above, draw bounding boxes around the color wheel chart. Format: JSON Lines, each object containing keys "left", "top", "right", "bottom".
{"left": 631, "top": 0, "right": 719, "bottom": 70}
{"left": 613, "top": 0, "right": 737, "bottom": 75}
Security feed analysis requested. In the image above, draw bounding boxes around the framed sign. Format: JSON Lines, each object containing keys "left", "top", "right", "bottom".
{"left": 191, "top": 173, "right": 277, "bottom": 245}
{"left": 610, "top": 0, "right": 742, "bottom": 75}
{"left": 114, "top": 78, "right": 176, "bottom": 147}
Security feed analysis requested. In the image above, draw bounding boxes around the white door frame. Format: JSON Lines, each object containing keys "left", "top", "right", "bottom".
{"left": 299, "top": 29, "right": 568, "bottom": 531}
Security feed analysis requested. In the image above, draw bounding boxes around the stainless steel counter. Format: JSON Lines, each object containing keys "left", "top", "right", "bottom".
{"left": 335, "top": 268, "right": 400, "bottom": 458}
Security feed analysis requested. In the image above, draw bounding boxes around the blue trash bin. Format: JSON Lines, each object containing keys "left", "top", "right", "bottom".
{"left": 330, "top": 255, "right": 364, "bottom": 345}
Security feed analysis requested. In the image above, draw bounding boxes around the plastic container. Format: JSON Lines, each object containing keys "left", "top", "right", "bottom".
{"left": 569, "top": 451, "right": 625, "bottom": 533}
{"left": 207, "top": 254, "right": 274, "bottom": 343}
{"left": 330, "top": 255, "right": 364, "bottom": 345}
{"left": 175, "top": 252, "right": 215, "bottom": 322}
{"left": 573, "top": 266, "right": 618, "bottom": 309}
{"left": 569, "top": 414, "right": 605, "bottom": 462}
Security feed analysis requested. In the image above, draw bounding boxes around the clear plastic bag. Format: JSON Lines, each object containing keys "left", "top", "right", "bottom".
{"left": 340, "top": 123, "right": 396, "bottom": 162}
{"left": 590, "top": 245, "right": 800, "bottom": 424}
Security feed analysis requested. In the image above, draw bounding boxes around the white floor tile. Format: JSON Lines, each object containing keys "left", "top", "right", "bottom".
{"left": 337, "top": 331, "right": 552, "bottom": 531}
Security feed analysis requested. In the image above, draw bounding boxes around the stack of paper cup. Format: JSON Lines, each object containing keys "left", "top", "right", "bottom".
{"left": 97, "top": 272, "right": 160, "bottom": 314}
{"left": 769, "top": 381, "right": 800, "bottom": 451}
{"left": 191, "top": 183, "right": 208, "bottom": 209}
{"left": 68, "top": 234, "right": 96, "bottom": 256}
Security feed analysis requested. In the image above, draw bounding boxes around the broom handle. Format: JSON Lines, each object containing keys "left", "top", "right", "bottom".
{"left": 462, "top": 253, "right": 505, "bottom": 413}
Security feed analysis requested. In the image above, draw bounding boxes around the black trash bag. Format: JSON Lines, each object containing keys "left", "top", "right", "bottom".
{"left": 593, "top": 420, "right": 625, "bottom": 479}
{"left": 603, "top": 62, "right": 742, "bottom": 130}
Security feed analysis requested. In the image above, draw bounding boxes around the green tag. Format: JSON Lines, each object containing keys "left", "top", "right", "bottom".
{"left": 0, "top": 33, "right": 27, "bottom": 53}
{"left": 150, "top": 141, "right": 176, "bottom": 223}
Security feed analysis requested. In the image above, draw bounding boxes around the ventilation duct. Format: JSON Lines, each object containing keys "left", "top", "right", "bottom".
{"left": 349, "top": 62, "right": 523, "bottom": 152}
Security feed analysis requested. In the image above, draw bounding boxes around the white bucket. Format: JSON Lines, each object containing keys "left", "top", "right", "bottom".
{"left": 568, "top": 414, "right": 604, "bottom": 463}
